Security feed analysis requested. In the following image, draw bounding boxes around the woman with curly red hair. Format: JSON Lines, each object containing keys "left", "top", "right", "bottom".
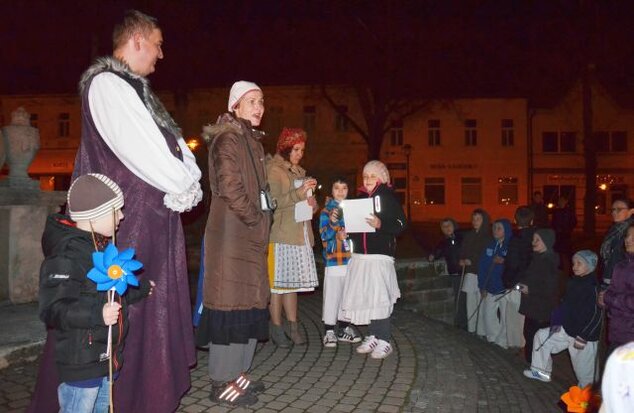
{"left": 266, "top": 128, "right": 319, "bottom": 347}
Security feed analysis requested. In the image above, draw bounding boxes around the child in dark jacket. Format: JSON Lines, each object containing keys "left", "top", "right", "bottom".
{"left": 477, "top": 219, "right": 512, "bottom": 347}
{"left": 340, "top": 161, "right": 406, "bottom": 360}
{"left": 502, "top": 206, "right": 535, "bottom": 349}
{"left": 428, "top": 218, "right": 464, "bottom": 326}
{"left": 524, "top": 250, "right": 602, "bottom": 386}
{"left": 459, "top": 209, "right": 492, "bottom": 333}
{"left": 518, "top": 228, "right": 559, "bottom": 364}
{"left": 38, "top": 174, "right": 152, "bottom": 413}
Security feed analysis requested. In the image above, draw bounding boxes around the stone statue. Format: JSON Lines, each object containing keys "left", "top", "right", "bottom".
{"left": 1, "top": 107, "right": 40, "bottom": 189}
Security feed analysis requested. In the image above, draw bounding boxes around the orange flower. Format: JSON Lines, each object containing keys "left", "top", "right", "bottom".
{"left": 560, "top": 385, "right": 601, "bottom": 413}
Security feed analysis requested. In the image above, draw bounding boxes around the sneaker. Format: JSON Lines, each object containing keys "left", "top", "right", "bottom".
{"left": 356, "top": 335, "right": 379, "bottom": 354}
{"left": 210, "top": 381, "right": 259, "bottom": 406}
{"left": 523, "top": 368, "right": 551, "bottom": 383}
{"left": 323, "top": 330, "right": 337, "bottom": 348}
{"left": 370, "top": 339, "right": 393, "bottom": 359}
{"left": 338, "top": 326, "right": 362, "bottom": 343}
{"left": 236, "top": 373, "right": 265, "bottom": 394}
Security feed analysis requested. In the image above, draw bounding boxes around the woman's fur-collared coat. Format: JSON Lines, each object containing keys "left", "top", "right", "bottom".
{"left": 266, "top": 153, "right": 314, "bottom": 246}
{"left": 202, "top": 114, "right": 271, "bottom": 310}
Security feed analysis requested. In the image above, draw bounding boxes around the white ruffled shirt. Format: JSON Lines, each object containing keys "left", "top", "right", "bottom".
{"left": 88, "top": 72, "right": 202, "bottom": 212}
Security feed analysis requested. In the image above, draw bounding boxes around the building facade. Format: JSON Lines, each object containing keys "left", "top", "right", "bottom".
{"left": 1, "top": 82, "right": 631, "bottom": 226}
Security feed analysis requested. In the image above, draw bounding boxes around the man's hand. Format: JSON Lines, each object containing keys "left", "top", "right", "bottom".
{"left": 103, "top": 302, "right": 122, "bottom": 326}
{"left": 459, "top": 259, "right": 471, "bottom": 267}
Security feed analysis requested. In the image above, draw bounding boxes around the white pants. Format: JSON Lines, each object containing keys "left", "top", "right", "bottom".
{"left": 462, "top": 273, "right": 480, "bottom": 333}
{"left": 503, "top": 290, "right": 525, "bottom": 348}
{"left": 322, "top": 265, "right": 347, "bottom": 326}
{"left": 481, "top": 292, "right": 507, "bottom": 347}
{"left": 531, "top": 327, "right": 598, "bottom": 387}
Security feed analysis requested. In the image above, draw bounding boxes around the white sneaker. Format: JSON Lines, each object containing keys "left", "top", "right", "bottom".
{"left": 370, "top": 339, "right": 393, "bottom": 359}
{"left": 337, "top": 326, "right": 362, "bottom": 343}
{"left": 356, "top": 335, "right": 379, "bottom": 354}
{"left": 323, "top": 330, "right": 337, "bottom": 348}
{"left": 523, "top": 368, "right": 551, "bottom": 383}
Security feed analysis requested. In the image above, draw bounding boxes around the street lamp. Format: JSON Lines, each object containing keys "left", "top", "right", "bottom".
{"left": 403, "top": 144, "right": 412, "bottom": 220}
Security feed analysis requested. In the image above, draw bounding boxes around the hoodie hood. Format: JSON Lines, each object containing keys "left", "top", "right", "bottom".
{"left": 41, "top": 214, "right": 93, "bottom": 257}
{"left": 536, "top": 228, "right": 556, "bottom": 252}
{"left": 495, "top": 218, "right": 513, "bottom": 249}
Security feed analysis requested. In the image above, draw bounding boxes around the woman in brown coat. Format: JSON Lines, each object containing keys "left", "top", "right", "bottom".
{"left": 267, "top": 128, "right": 318, "bottom": 346}
{"left": 197, "top": 81, "right": 271, "bottom": 407}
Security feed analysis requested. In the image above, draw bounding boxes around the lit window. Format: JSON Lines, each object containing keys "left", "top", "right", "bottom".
{"left": 428, "top": 119, "right": 441, "bottom": 146}
{"left": 464, "top": 119, "right": 477, "bottom": 146}
{"left": 461, "top": 177, "right": 482, "bottom": 204}
{"left": 424, "top": 177, "right": 445, "bottom": 205}
{"left": 498, "top": 177, "right": 518, "bottom": 205}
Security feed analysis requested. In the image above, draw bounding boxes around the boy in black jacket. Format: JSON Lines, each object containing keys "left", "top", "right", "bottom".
{"left": 38, "top": 174, "right": 152, "bottom": 413}
{"left": 502, "top": 206, "right": 535, "bottom": 349}
{"left": 523, "top": 250, "right": 602, "bottom": 386}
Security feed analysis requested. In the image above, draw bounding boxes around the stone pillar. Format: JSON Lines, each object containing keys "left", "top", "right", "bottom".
{"left": 0, "top": 190, "right": 66, "bottom": 303}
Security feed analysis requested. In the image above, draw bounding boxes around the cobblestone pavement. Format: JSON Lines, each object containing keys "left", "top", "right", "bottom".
{"left": 1, "top": 291, "right": 575, "bottom": 412}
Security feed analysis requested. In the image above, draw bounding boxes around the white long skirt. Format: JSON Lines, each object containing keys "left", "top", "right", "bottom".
{"left": 339, "top": 253, "right": 401, "bottom": 325}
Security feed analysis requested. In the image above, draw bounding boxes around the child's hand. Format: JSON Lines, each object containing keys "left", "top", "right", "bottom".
{"left": 573, "top": 336, "right": 587, "bottom": 350}
{"left": 103, "top": 302, "right": 121, "bottom": 326}
{"left": 597, "top": 291, "right": 605, "bottom": 308}
{"left": 493, "top": 256, "right": 505, "bottom": 264}
{"left": 148, "top": 280, "right": 156, "bottom": 297}
{"left": 330, "top": 208, "right": 340, "bottom": 223}
{"left": 366, "top": 214, "right": 381, "bottom": 229}
{"left": 459, "top": 259, "right": 471, "bottom": 267}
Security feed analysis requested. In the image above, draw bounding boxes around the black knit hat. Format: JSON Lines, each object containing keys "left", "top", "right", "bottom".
{"left": 67, "top": 174, "right": 124, "bottom": 221}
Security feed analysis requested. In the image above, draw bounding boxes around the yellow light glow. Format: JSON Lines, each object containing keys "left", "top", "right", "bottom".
{"left": 186, "top": 138, "right": 200, "bottom": 151}
{"left": 599, "top": 183, "right": 607, "bottom": 191}
{"left": 547, "top": 203, "right": 555, "bottom": 209}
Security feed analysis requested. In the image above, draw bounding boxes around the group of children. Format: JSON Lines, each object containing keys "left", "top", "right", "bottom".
{"left": 431, "top": 206, "right": 603, "bottom": 388}
{"left": 318, "top": 160, "right": 406, "bottom": 359}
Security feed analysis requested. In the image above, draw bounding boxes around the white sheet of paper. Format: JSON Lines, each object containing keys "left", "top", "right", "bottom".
{"left": 294, "top": 179, "right": 313, "bottom": 222}
{"left": 295, "top": 200, "right": 312, "bottom": 222}
{"left": 341, "top": 198, "right": 375, "bottom": 233}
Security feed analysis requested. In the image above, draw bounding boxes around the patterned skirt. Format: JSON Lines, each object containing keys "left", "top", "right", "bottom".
{"left": 268, "top": 223, "right": 319, "bottom": 294}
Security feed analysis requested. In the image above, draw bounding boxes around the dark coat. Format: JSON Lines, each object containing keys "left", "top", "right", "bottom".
{"left": 604, "top": 253, "right": 634, "bottom": 345}
{"left": 38, "top": 214, "right": 149, "bottom": 382}
{"left": 432, "top": 231, "right": 463, "bottom": 275}
{"left": 349, "top": 183, "right": 406, "bottom": 256}
{"left": 202, "top": 114, "right": 271, "bottom": 311}
{"left": 561, "top": 271, "right": 602, "bottom": 342}
{"left": 519, "top": 251, "right": 559, "bottom": 322}
{"left": 503, "top": 226, "right": 535, "bottom": 288}
{"left": 459, "top": 212, "right": 492, "bottom": 274}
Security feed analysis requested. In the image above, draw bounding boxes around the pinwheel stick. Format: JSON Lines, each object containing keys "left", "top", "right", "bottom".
{"left": 107, "top": 288, "right": 115, "bottom": 413}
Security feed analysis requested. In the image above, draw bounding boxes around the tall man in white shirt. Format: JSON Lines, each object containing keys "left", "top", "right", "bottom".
{"left": 27, "top": 10, "right": 202, "bottom": 413}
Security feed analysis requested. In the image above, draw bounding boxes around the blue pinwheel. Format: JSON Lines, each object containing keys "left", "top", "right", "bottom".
{"left": 87, "top": 243, "right": 143, "bottom": 295}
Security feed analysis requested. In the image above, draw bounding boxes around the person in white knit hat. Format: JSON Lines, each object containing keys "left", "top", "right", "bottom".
{"left": 339, "top": 160, "right": 407, "bottom": 359}
{"left": 197, "top": 80, "right": 270, "bottom": 407}
{"left": 38, "top": 173, "right": 153, "bottom": 413}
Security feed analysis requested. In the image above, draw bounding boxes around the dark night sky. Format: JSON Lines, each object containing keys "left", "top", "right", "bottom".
{"left": 3, "top": 0, "right": 634, "bottom": 104}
